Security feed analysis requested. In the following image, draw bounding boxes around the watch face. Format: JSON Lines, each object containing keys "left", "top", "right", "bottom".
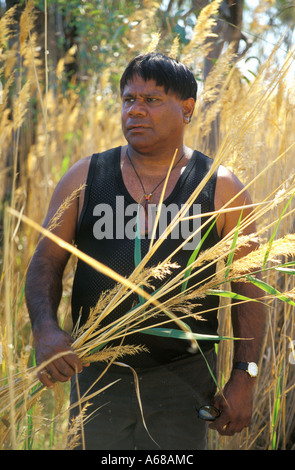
{"left": 248, "top": 362, "right": 258, "bottom": 377}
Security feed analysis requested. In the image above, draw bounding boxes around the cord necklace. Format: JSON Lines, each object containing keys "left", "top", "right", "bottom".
{"left": 126, "top": 148, "right": 185, "bottom": 233}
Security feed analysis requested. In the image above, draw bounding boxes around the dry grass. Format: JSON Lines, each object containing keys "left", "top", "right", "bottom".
{"left": 1, "top": 1, "right": 295, "bottom": 450}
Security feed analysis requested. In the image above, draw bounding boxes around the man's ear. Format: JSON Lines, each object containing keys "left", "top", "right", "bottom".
{"left": 183, "top": 97, "right": 195, "bottom": 122}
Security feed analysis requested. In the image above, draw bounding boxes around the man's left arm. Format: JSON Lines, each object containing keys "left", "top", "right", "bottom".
{"left": 211, "top": 166, "right": 266, "bottom": 436}
{"left": 210, "top": 280, "right": 265, "bottom": 436}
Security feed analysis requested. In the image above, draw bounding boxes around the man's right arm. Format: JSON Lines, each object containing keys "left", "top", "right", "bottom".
{"left": 25, "top": 157, "right": 90, "bottom": 388}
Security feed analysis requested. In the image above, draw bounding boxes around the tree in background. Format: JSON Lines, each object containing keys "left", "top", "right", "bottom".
{"left": 0, "top": 0, "right": 294, "bottom": 205}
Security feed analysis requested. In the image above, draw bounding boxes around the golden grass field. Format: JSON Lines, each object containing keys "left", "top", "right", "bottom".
{"left": 1, "top": 0, "right": 295, "bottom": 450}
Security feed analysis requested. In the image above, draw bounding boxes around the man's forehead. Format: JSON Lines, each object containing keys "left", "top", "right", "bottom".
{"left": 122, "top": 75, "right": 167, "bottom": 95}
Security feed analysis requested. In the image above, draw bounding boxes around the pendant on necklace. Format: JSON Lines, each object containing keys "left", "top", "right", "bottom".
{"left": 144, "top": 193, "right": 152, "bottom": 211}
{"left": 138, "top": 197, "right": 154, "bottom": 236}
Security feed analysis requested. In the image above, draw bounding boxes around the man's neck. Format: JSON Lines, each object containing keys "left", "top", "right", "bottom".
{"left": 125, "top": 145, "right": 190, "bottom": 173}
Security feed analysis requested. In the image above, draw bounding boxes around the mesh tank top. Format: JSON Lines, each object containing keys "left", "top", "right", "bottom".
{"left": 72, "top": 146, "right": 221, "bottom": 368}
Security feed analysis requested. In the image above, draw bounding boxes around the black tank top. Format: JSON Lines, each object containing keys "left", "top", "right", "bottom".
{"left": 72, "top": 146, "right": 221, "bottom": 368}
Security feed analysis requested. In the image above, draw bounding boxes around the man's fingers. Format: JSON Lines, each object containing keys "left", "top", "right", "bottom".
{"left": 38, "top": 369, "right": 55, "bottom": 389}
{"left": 54, "top": 355, "right": 82, "bottom": 377}
{"left": 209, "top": 407, "right": 250, "bottom": 436}
{"left": 209, "top": 418, "right": 235, "bottom": 436}
{"left": 46, "top": 361, "right": 71, "bottom": 382}
{"left": 37, "top": 352, "right": 83, "bottom": 387}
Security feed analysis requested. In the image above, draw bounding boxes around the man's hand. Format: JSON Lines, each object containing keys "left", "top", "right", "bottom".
{"left": 209, "top": 370, "right": 255, "bottom": 436}
{"left": 34, "top": 323, "right": 84, "bottom": 389}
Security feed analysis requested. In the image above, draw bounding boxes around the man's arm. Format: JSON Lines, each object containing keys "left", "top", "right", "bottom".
{"left": 25, "top": 157, "right": 90, "bottom": 388}
{"left": 210, "top": 166, "right": 266, "bottom": 436}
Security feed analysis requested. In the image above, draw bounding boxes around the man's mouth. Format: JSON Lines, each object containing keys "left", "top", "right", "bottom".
{"left": 127, "top": 124, "right": 150, "bottom": 130}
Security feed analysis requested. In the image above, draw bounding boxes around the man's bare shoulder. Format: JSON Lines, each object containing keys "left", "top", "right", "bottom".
{"left": 217, "top": 164, "right": 245, "bottom": 189}
{"left": 58, "top": 156, "right": 91, "bottom": 190}
{"left": 215, "top": 165, "right": 256, "bottom": 239}
{"left": 44, "top": 156, "right": 92, "bottom": 225}
{"left": 216, "top": 165, "right": 250, "bottom": 208}
{"left": 49, "top": 156, "right": 92, "bottom": 206}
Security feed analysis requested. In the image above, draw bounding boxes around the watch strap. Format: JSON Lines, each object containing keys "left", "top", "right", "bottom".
{"left": 233, "top": 361, "right": 249, "bottom": 371}
{"left": 233, "top": 361, "right": 258, "bottom": 377}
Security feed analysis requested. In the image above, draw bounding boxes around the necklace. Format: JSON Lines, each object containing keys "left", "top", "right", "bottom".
{"left": 126, "top": 148, "right": 185, "bottom": 234}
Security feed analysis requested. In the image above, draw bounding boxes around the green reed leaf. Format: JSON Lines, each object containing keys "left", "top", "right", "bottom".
{"left": 246, "top": 274, "right": 295, "bottom": 306}
{"left": 225, "top": 210, "right": 243, "bottom": 279}
{"left": 274, "top": 267, "right": 295, "bottom": 274}
{"left": 134, "top": 205, "right": 145, "bottom": 305}
{"left": 142, "top": 327, "right": 234, "bottom": 342}
{"left": 207, "top": 288, "right": 260, "bottom": 302}
{"left": 181, "top": 219, "right": 216, "bottom": 293}
{"left": 263, "top": 193, "right": 294, "bottom": 269}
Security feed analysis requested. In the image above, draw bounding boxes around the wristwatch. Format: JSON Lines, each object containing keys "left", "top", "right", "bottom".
{"left": 233, "top": 361, "right": 258, "bottom": 378}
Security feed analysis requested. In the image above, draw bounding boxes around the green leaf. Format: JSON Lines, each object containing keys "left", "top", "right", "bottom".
{"left": 197, "top": 343, "right": 223, "bottom": 396}
{"left": 274, "top": 267, "right": 295, "bottom": 274}
{"left": 225, "top": 210, "right": 243, "bottom": 279}
{"left": 142, "top": 327, "right": 234, "bottom": 342}
{"left": 134, "top": 206, "right": 142, "bottom": 267}
{"left": 246, "top": 275, "right": 295, "bottom": 306}
{"left": 134, "top": 205, "right": 145, "bottom": 306}
{"left": 181, "top": 219, "right": 216, "bottom": 293}
{"left": 277, "top": 261, "right": 295, "bottom": 267}
{"left": 207, "top": 288, "right": 260, "bottom": 302}
{"left": 271, "top": 368, "right": 282, "bottom": 450}
{"left": 263, "top": 193, "right": 294, "bottom": 269}
{"left": 61, "top": 155, "right": 70, "bottom": 176}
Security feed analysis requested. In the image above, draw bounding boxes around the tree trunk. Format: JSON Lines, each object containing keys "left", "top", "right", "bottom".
{"left": 202, "top": 0, "right": 246, "bottom": 155}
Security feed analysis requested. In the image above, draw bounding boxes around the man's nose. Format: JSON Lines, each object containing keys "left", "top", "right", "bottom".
{"left": 127, "top": 99, "right": 147, "bottom": 116}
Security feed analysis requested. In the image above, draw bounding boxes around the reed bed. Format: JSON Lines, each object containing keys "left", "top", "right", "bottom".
{"left": 1, "top": 0, "right": 295, "bottom": 450}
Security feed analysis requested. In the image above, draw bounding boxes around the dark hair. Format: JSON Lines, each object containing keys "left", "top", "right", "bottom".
{"left": 120, "top": 52, "right": 197, "bottom": 101}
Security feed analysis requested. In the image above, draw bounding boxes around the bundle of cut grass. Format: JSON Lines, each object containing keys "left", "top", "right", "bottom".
{"left": 0, "top": 234, "right": 230, "bottom": 449}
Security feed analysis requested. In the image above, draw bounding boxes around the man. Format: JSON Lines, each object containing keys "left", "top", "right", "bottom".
{"left": 25, "top": 53, "right": 265, "bottom": 450}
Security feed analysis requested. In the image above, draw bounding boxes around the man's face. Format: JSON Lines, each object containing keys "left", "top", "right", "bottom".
{"left": 121, "top": 75, "right": 193, "bottom": 154}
